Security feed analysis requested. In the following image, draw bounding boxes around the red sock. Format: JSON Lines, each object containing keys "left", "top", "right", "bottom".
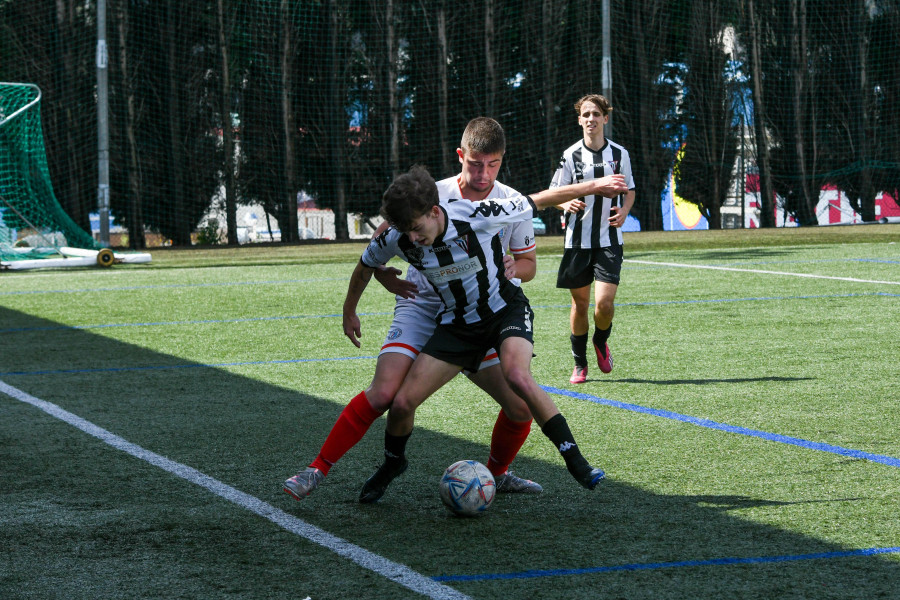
{"left": 486, "top": 410, "right": 533, "bottom": 477}
{"left": 309, "top": 391, "right": 383, "bottom": 475}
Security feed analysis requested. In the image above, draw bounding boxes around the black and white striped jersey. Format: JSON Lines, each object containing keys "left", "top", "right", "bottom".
{"left": 396, "top": 176, "right": 534, "bottom": 297}
{"left": 361, "top": 195, "right": 538, "bottom": 326}
{"left": 550, "top": 138, "right": 635, "bottom": 249}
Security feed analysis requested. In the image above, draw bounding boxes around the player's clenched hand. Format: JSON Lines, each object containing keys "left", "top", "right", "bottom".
{"left": 608, "top": 205, "right": 628, "bottom": 228}
{"left": 591, "top": 174, "right": 627, "bottom": 197}
{"left": 373, "top": 265, "right": 418, "bottom": 299}
{"left": 503, "top": 254, "right": 516, "bottom": 279}
{"left": 343, "top": 312, "right": 363, "bottom": 348}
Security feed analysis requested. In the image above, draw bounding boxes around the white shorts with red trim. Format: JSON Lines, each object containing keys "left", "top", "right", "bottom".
{"left": 379, "top": 296, "right": 499, "bottom": 370}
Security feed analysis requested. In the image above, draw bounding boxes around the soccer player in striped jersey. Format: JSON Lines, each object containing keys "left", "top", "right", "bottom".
{"left": 283, "top": 118, "right": 544, "bottom": 502}
{"left": 350, "top": 165, "right": 627, "bottom": 501}
{"left": 552, "top": 94, "right": 636, "bottom": 384}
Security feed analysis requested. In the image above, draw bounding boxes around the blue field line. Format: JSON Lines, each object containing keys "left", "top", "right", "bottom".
{"left": 0, "top": 277, "right": 345, "bottom": 297}
{"left": 686, "top": 257, "right": 900, "bottom": 268}
{"left": 0, "top": 355, "right": 376, "bottom": 377}
{"left": 431, "top": 546, "right": 900, "bottom": 582}
{"left": 543, "top": 385, "right": 900, "bottom": 469}
{"left": 615, "top": 257, "right": 900, "bottom": 271}
{"left": 608, "top": 290, "right": 898, "bottom": 307}
{"left": 854, "top": 258, "right": 900, "bottom": 265}
{"left": 729, "top": 257, "right": 900, "bottom": 266}
{"left": 3, "top": 292, "right": 894, "bottom": 335}
{"left": 5, "top": 356, "right": 898, "bottom": 471}
{"left": 0, "top": 311, "right": 392, "bottom": 334}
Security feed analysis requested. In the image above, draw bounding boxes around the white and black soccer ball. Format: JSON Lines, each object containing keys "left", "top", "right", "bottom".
{"left": 439, "top": 460, "right": 496, "bottom": 516}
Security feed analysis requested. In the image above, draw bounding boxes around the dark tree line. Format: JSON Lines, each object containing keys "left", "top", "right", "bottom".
{"left": 1, "top": 0, "right": 898, "bottom": 246}
{"left": 747, "top": 0, "right": 900, "bottom": 225}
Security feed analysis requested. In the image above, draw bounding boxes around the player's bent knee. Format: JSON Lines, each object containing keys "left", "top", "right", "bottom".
{"left": 389, "top": 395, "right": 417, "bottom": 420}
{"left": 594, "top": 301, "right": 614, "bottom": 320}
{"left": 503, "top": 369, "right": 536, "bottom": 401}
{"left": 364, "top": 385, "right": 399, "bottom": 411}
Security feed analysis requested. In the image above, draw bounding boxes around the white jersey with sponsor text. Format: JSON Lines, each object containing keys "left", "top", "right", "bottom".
{"left": 361, "top": 196, "right": 538, "bottom": 326}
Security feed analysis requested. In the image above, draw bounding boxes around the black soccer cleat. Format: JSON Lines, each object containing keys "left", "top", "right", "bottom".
{"left": 359, "top": 457, "right": 409, "bottom": 504}
{"left": 573, "top": 465, "right": 606, "bottom": 490}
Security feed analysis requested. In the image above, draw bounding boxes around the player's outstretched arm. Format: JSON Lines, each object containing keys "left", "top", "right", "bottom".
{"left": 531, "top": 174, "right": 627, "bottom": 210}
{"left": 343, "top": 260, "right": 376, "bottom": 348}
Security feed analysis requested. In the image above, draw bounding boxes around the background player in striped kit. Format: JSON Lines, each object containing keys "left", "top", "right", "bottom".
{"left": 283, "top": 118, "right": 544, "bottom": 502}
{"left": 551, "top": 94, "right": 636, "bottom": 385}
{"left": 353, "top": 165, "right": 627, "bottom": 501}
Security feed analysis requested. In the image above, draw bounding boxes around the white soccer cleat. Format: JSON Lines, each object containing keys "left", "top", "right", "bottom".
{"left": 283, "top": 467, "right": 324, "bottom": 500}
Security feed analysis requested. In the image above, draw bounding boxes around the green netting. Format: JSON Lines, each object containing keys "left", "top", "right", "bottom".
{"left": 0, "top": 82, "right": 98, "bottom": 261}
{"left": 1, "top": 2, "right": 899, "bottom": 245}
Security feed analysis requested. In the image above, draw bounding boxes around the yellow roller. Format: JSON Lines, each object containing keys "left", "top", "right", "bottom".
{"left": 96, "top": 248, "right": 116, "bottom": 267}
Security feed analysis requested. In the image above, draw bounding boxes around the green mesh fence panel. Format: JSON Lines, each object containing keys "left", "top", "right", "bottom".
{"left": 1, "top": 1, "right": 898, "bottom": 246}
{"left": 0, "top": 82, "right": 99, "bottom": 261}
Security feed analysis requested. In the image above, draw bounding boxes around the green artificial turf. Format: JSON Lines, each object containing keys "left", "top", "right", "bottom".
{"left": 1, "top": 227, "right": 898, "bottom": 599}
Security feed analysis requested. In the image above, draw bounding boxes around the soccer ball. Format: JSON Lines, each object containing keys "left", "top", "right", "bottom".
{"left": 439, "top": 460, "right": 496, "bottom": 516}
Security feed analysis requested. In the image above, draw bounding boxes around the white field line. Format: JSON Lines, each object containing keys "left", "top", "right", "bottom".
{"left": 625, "top": 259, "right": 900, "bottom": 285}
{"left": 0, "top": 379, "right": 471, "bottom": 600}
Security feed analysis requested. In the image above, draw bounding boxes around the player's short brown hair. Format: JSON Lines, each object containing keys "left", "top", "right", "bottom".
{"left": 380, "top": 165, "right": 439, "bottom": 232}
{"left": 574, "top": 94, "right": 613, "bottom": 116}
{"left": 459, "top": 117, "right": 506, "bottom": 156}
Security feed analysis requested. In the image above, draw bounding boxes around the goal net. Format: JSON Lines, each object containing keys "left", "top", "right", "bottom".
{"left": 0, "top": 82, "right": 99, "bottom": 264}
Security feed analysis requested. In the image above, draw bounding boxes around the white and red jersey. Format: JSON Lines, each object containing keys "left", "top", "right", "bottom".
{"left": 551, "top": 138, "right": 634, "bottom": 249}
{"left": 435, "top": 176, "right": 535, "bottom": 255}
{"left": 362, "top": 195, "right": 538, "bottom": 326}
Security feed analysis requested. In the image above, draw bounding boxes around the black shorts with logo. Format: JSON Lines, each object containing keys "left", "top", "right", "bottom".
{"left": 556, "top": 246, "right": 623, "bottom": 289}
{"left": 421, "top": 287, "right": 535, "bottom": 373}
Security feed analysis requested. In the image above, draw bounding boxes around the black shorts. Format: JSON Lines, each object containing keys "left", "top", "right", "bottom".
{"left": 556, "top": 246, "right": 623, "bottom": 289}
{"left": 421, "top": 288, "right": 535, "bottom": 372}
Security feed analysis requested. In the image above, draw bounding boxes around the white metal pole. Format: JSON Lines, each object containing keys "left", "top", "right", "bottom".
{"left": 97, "top": 0, "right": 110, "bottom": 246}
{"left": 601, "top": 0, "right": 612, "bottom": 139}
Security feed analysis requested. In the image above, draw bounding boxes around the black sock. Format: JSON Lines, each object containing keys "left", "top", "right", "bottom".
{"left": 384, "top": 431, "right": 410, "bottom": 464}
{"left": 541, "top": 414, "right": 591, "bottom": 477}
{"left": 592, "top": 325, "right": 612, "bottom": 356}
{"left": 571, "top": 333, "right": 588, "bottom": 368}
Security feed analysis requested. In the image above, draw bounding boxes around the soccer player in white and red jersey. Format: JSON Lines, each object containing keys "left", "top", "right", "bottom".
{"left": 283, "top": 118, "right": 544, "bottom": 502}
{"left": 552, "top": 94, "right": 636, "bottom": 384}
{"left": 346, "top": 165, "right": 626, "bottom": 501}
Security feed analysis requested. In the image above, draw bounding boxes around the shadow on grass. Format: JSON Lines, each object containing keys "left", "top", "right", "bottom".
{"left": 613, "top": 376, "right": 813, "bottom": 386}
{"left": 627, "top": 247, "right": 799, "bottom": 263}
{"left": 1, "top": 306, "right": 897, "bottom": 600}
{"left": 686, "top": 494, "right": 865, "bottom": 510}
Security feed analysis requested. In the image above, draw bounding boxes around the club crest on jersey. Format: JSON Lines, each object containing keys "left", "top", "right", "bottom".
{"left": 469, "top": 201, "right": 509, "bottom": 218}
{"left": 404, "top": 246, "right": 425, "bottom": 270}
{"left": 454, "top": 237, "right": 469, "bottom": 254}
